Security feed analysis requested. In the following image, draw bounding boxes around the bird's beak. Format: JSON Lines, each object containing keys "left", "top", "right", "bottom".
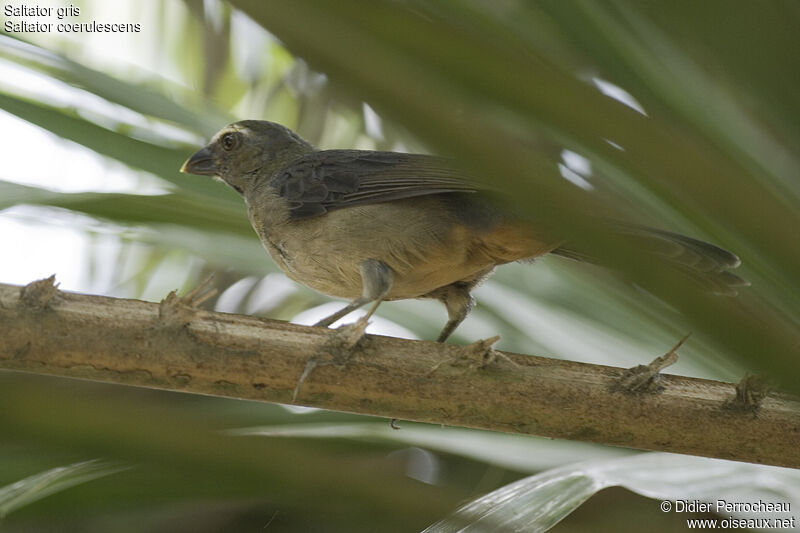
{"left": 180, "top": 146, "right": 217, "bottom": 176}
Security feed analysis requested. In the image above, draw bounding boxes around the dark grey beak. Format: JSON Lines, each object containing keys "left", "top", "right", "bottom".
{"left": 180, "top": 146, "right": 217, "bottom": 176}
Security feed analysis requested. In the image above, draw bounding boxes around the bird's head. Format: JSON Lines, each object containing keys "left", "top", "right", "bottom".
{"left": 181, "top": 120, "right": 313, "bottom": 195}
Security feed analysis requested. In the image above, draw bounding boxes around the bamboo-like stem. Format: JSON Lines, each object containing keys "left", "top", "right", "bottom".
{"left": 1, "top": 279, "right": 798, "bottom": 468}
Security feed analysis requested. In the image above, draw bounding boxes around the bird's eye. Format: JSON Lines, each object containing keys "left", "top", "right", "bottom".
{"left": 221, "top": 132, "right": 238, "bottom": 151}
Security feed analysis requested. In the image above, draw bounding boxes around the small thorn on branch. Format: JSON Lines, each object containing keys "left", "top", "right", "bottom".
{"left": 19, "top": 275, "right": 60, "bottom": 310}
{"left": 426, "top": 335, "right": 516, "bottom": 375}
{"left": 615, "top": 333, "right": 689, "bottom": 393}
{"left": 157, "top": 274, "right": 217, "bottom": 329}
{"left": 465, "top": 335, "right": 517, "bottom": 369}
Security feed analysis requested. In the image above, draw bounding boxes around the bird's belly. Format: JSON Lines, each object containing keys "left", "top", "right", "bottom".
{"left": 253, "top": 200, "right": 557, "bottom": 301}
{"left": 265, "top": 232, "right": 493, "bottom": 300}
{"left": 255, "top": 204, "right": 490, "bottom": 299}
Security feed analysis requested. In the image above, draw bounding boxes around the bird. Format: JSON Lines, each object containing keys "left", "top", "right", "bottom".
{"left": 181, "top": 120, "right": 747, "bottom": 342}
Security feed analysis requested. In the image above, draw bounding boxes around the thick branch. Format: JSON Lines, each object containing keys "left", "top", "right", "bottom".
{"left": 1, "top": 280, "right": 798, "bottom": 468}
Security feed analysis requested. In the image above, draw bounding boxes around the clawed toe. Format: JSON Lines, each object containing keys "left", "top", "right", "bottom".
{"left": 294, "top": 315, "right": 372, "bottom": 401}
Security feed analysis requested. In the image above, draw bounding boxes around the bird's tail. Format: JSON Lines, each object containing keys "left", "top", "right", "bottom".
{"left": 551, "top": 224, "right": 749, "bottom": 296}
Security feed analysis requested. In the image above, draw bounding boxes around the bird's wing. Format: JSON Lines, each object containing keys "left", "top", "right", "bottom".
{"left": 271, "top": 150, "right": 487, "bottom": 219}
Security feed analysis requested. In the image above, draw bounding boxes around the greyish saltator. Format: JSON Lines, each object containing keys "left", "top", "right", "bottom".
{"left": 181, "top": 120, "right": 747, "bottom": 341}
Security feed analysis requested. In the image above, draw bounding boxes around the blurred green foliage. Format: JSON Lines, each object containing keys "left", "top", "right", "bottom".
{"left": 1, "top": 1, "right": 798, "bottom": 531}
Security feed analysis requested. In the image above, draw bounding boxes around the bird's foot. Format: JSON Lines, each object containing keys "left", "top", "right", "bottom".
{"left": 293, "top": 314, "right": 371, "bottom": 401}
{"left": 327, "top": 314, "right": 371, "bottom": 358}
{"left": 614, "top": 333, "right": 688, "bottom": 393}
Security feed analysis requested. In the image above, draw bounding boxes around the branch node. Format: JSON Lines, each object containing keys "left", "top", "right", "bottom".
{"left": 615, "top": 333, "right": 688, "bottom": 393}
{"left": 157, "top": 275, "right": 217, "bottom": 329}
{"left": 725, "top": 374, "right": 771, "bottom": 414}
{"left": 426, "top": 335, "right": 514, "bottom": 376}
{"left": 19, "top": 275, "right": 60, "bottom": 310}
{"left": 467, "top": 335, "right": 515, "bottom": 369}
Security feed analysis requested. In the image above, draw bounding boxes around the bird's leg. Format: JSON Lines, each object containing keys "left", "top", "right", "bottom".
{"left": 427, "top": 267, "right": 494, "bottom": 342}
{"left": 314, "top": 297, "right": 370, "bottom": 327}
{"left": 314, "top": 259, "right": 394, "bottom": 328}
{"left": 434, "top": 283, "right": 475, "bottom": 343}
{"left": 296, "top": 260, "right": 393, "bottom": 401}
{"left": 424, "top": 269, "right": 518, "bottom": 374}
